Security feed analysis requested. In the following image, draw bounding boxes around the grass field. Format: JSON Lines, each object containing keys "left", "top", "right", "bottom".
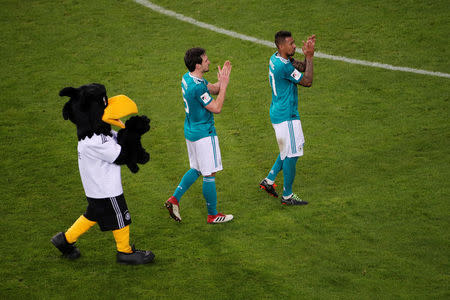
{"left": 1, "top": 0, "right": 449, "bottom": 298}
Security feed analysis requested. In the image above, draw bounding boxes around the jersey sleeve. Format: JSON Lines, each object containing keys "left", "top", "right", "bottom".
{"left": 83, "top": 135, "right": 122, "bottom": 163}
{"left": 284, "top": 63, "right": 303, "bottom": 84}
{"left": 195, "top": 84, "right": 213, "bottom": 107}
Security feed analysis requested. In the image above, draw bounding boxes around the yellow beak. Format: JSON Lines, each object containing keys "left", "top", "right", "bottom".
{"left": 102, "top": 95, "right": 138, "bottom": 128}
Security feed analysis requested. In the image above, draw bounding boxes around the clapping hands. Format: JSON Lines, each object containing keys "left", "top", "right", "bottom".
{"left": 217, "top": 60, "right": 232, "bottom": 87}
{"left": 302, "top": 34, "right": 316, "bottom": 58}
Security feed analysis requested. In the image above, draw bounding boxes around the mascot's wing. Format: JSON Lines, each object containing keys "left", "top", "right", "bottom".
{"left": 59, "top": 87, "right": 78, "bottom": 97}
{"left": 102, "top": 95, "right": 138, "bottom": 128}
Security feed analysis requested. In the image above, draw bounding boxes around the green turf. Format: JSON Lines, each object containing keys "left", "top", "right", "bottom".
{"left": 0, "top": 0, "right": 449, "bottom": 298}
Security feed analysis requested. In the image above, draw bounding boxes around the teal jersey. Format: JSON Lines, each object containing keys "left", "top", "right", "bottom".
{"left": 268, "top": 52, "right": 303, "bottom": 124}
{"left": 181, "top": 72, "right": 216, "bottom": 141}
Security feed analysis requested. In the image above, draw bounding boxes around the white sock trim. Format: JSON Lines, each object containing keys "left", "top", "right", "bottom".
{"left": 265, "top": 178, "right": 274, "bottom": 185}
{"left": 283, "top": 193, "right": 293, "bottom": 199}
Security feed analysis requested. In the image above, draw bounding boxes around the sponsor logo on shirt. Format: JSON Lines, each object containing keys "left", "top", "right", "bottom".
{"left": 200, "top": 92, "right": 211, "bottom": 104}
{"left": 291, "top": 69, "right": 301, "bottom": 81}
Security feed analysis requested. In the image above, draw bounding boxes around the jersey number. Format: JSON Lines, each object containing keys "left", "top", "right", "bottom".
{"left": 183, "top": 97, "right": 189, "bottom": 114}
{"left": 269, "top": 70, "right": 277, "bottom": 96}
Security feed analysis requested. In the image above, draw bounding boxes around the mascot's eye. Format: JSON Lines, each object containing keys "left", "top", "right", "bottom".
{"left": 103, "top": 96, "right": 107, "bottom": 106}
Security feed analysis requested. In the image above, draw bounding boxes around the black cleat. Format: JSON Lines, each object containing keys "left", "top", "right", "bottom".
{"left": 259, "top": 179, "right": 278, "bottom": 198}
{"left": 117, "top": 245, "right": 155, "bottom": 265}
{"left": 51, "top": 232, "right": 81, "bottom": 259}
{"left": 281, "top": 194, "right": 308, "bottom": 206}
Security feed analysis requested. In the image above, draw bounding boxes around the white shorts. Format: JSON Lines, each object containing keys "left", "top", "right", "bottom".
{"left": 272, "top": 120, "right": 305, "bottom": 160}
{"left": 186, "top": 135, "right": 223, "bottom": 176}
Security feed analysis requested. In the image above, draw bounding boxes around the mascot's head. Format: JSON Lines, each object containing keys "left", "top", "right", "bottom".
{"left": 59, "top": 83, "right": 137, "bottom": 140}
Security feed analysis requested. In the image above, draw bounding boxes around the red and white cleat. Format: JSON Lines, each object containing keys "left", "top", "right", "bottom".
{"left": 207, "top": 213, "right": 234, "bottom": 224}
{"left": 164, "top": 196, "right": 181, "bottom": 222}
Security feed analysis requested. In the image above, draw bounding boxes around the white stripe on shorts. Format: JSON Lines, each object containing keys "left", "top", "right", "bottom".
{"left": 110, "top": 197, "right": 125, "bottom": 228}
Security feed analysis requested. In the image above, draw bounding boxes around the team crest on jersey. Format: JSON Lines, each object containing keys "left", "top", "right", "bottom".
{"left": 200, "top": 92, "right": 211, "bottom": 104}
{"left": 291, "top": 69, "right": 302, "bottom": 81}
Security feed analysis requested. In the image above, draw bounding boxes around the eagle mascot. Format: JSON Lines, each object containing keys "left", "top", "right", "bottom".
{"left": 51, "top": 83, "right": 154, "bottom": 265}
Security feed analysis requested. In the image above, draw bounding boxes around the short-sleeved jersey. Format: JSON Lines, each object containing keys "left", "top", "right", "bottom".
{"left": 181, "top": 72, "right": 216, "bottom": 141}
{"left": 77, "top": 131, "right": 123, "bottom": 198}
{"left": 268, "top": 52, "right": 303, "bottom": 124}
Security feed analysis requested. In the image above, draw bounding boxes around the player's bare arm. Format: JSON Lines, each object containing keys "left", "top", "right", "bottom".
{"left": 207, "top": 82, "right": 220, "bottom": 95}
{"left": 205, "top": 61, "right": 232, "bottom": 114}
{"left": 299, "top": 35, "right": 315, "bottom": 87}
{"left": 207, "top": 70, "right": 220, "bottom": 95}
{"left": 290, "top": 58, "right": 306, "bottom": 72}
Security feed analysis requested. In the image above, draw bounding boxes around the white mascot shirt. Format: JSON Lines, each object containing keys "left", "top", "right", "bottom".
{"left": 77, "top": 131, "right": 123, "bottom": 198}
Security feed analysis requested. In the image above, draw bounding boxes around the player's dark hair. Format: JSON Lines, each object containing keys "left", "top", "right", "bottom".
{"left": 275, "top": 31, "right": 292, "bottom": 48}
{"left": 184, "top": 47, "right": 206, "bottom": 72}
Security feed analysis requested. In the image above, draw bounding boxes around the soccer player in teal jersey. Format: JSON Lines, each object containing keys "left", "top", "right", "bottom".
{"left": 260, "top": 31, "right": 316, "bottom": 205}
{"left": 165, "top": 47, "right": 233, "bottom": 224}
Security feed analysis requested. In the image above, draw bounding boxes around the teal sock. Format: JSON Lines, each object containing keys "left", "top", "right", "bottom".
{"left": 202, "top": 177, "right": 218, "bottom": 215}
{"left": 173, "top": 168, "right": 200, "bottom": 201}
{"left": 282, "top": 157, "right": 298, "bottom": 197}
{"left": 267, "top": 154, "right": 283, "bottom": 182}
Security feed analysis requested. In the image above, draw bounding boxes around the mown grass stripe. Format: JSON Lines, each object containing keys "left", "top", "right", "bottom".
{"left": 134, "top": 0, "right": 450, "bottom": 78}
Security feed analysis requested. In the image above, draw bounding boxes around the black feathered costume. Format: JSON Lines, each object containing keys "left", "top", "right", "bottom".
{"left": 51, "top": 83, "right": 154, "bottom": 265}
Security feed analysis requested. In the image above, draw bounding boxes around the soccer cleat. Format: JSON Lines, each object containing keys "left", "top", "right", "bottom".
{"left": 207, "top": 213, "right": 234, "bottom": 224}
{"left": 116, "top": 245, "right": 155, "bottom": 265}
{"left": 281, "top": 194, "right": 308, "bottom": 206}
{"left": 259, "top": 179, "right": 278, "bottom": 197}
{"left": 51, "top": 232, "right": 81, "bottom": 259}
{"left": 164, "top": 196, "right": 181, "bottom": 222}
